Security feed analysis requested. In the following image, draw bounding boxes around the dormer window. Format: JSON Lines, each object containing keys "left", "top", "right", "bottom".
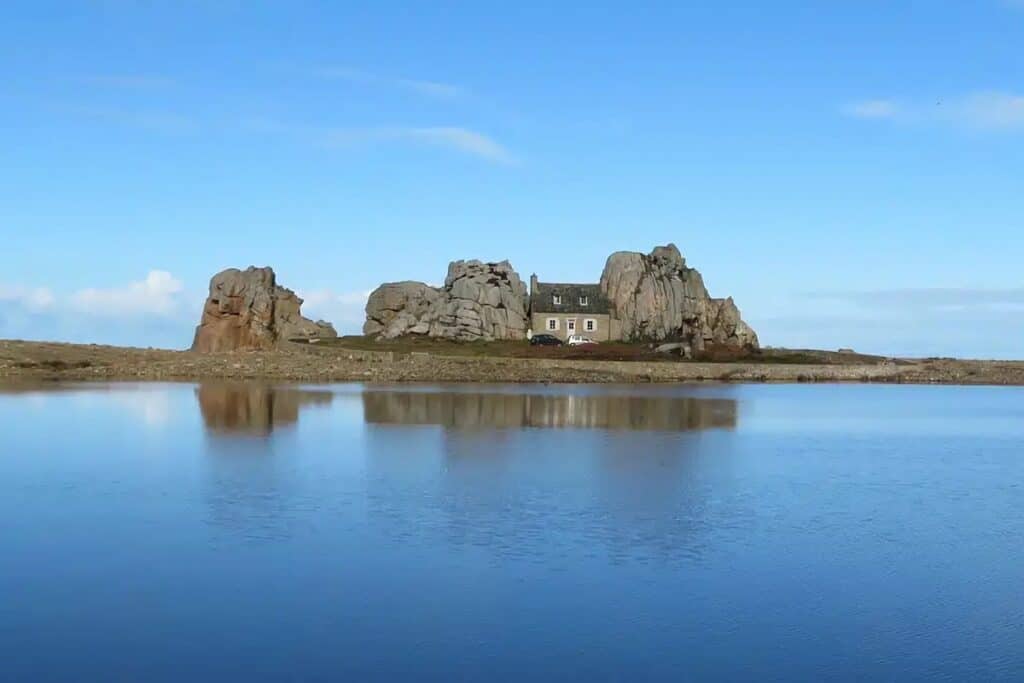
{"left": 552, "top": 294, "right": 562, "bottom": 305}
{"left": 579, "top": 296, "right": 589, "bottom": 306}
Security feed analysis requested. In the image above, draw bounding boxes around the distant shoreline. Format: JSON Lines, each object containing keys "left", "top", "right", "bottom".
{"left": 2, "top": 339, "right": 1023, "bottom": 386}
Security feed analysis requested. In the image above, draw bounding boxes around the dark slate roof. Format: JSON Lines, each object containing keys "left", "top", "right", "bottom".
{"left": 531, "top": 282, "right": 611, "bottom": 314}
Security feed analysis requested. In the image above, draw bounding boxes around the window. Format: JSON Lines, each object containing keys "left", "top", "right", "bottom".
{"left": 567, "top": 319, "right": 576, "bottom": 332}
{"left": 579, "top": 296, "right": 589, "bottom": 306}
{"left": 552, "top": 294, "right": 562, "bottom": 305}
{"left": 585, "top": 319, "right": 596, "bottom": 332}
{"left": 547, "top": 318, "right": 558, "bottom": 331}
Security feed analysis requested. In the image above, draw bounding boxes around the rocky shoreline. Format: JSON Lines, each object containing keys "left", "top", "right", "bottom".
{"left": 2, "top": 339, "right": 1022, "bottom": 386}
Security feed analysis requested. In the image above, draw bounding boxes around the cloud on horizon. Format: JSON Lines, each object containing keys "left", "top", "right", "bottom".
{"left": 70, "top": 270, "right": 187, "bottom": 317}
{"left": 843, "top": 91, "right": 1024, "bottom": 131}
{"left": 749, "top": 286, "right": 1024, "bottom": 359}
{"left": 297, "top": 288, "right": 372, "bottom": 333}
{"left": 1, "top": 272, "right": 371, "bottom": 347}
{"left": 0, "top": 285, "right": 56, "bottom": 312}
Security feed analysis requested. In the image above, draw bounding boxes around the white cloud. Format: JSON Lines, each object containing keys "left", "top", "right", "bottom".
{"left": 325, "top": 126, "right": 515, "bottom": 164}
{"left": 316, "top": 66, "right": 465, "bottom": 99}
{"left": 0, "top": 285, "right": 56, "bottom": 312}
{"left": 297, "top": 289, "right": 372, "bottom": 334}
{"left": 843, "top": 91, "right": 1024, "bottom": 131}
{"left": 70, "top": 270, "right": 186, "bottom": 317}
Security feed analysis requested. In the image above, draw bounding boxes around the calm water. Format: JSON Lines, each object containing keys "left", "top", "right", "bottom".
{"left": 2, "top": 382, "right": 1023, "bottom": 681}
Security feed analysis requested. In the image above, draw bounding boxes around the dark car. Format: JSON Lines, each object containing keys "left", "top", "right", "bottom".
{"left": 530, "top": 333, "right": 563, "bottom": 346}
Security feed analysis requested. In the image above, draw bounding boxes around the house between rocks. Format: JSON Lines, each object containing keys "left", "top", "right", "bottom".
{"left": 363, "top": 244, "right": 759, "bottom": 351}
{"left": 528, "top": 275, "right": 616, "bottom": 342}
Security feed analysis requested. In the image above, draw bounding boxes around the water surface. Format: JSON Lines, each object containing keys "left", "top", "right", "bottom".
{"left": 2, "top": 382, "right": 1022, "bottom": 681}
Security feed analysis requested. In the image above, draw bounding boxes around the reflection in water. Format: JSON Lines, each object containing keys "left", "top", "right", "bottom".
{"left": 362, "top": 390, "right": 737, "bottom": 431}
{"left": 196, "top": 383, "right": 334, "bottom": 435}
{"left": 360, "top": 389, "right": 742, "bottom": 565}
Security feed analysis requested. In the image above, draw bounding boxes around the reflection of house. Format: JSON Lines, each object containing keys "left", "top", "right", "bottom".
{"left": 362, "top": 390, "right": 737, "bottom": 431}
{"left": 529, "top": 275, "right": 616, "bottom": 341}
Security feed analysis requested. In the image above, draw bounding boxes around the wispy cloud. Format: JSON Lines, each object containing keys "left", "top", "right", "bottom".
{"left": 315, "top": 66, "right": 376, "bottom": 83}
{"left": 324, "top": 126, "right": 515, "bottom": 164}
{"left": 316, "top": 66, "right": 466, "bottom": 99}
{"left": 842, "top": 99, "right": 899, "bottom": 120}
{"left": 395, "top": 79, "right": 464, "bottom": 98}
{"left": 80, "top": 74, "right": 174, "bottom": 88}
{"left": 69, "top": 105, "right": 198, "bottom": 134}
{"left": 247, "top": 118, "right": 516, "bottom": 164}
{"left": 843, "top": 91, "right": 1024, "bottom": 131}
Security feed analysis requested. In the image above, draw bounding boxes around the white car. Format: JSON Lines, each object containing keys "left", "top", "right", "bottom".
{"left": 566, "top": 334, "right": 597, "bottom": 347}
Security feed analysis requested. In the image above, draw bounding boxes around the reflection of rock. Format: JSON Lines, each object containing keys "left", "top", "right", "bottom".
{"left": 362, "top": 391, "right": 736, "bottom": 431}
{"left": 196, "top": 383, "right": 334, "bottom": 435}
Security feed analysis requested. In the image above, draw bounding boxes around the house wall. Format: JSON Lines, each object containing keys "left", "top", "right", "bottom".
{"left": 530, "top": 312, "right": 613, "bottom": 342}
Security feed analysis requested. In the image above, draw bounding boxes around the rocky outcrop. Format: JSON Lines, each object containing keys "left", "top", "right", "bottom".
{"left": 192, "top": 267, "right": 337, "bottom": 352}
{"left": 705, "top": 296, "right": 759, "bottom": 349}
{"left": 362, "top": 281, "right": 443, "bottom": 339}
{"left": 364, "top": 260, "right": 529, "bottom": 341}
{"left": 600, "top": 244, "right": 758, "bottom": 350}
{"left": 363, "top": 245, "right": 756, "bottom": 349}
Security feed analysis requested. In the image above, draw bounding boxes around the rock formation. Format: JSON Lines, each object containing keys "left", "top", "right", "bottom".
{"left": 191, "top": 267, "right": 337, "bottom": 352}
{"left": 364, "top": 260, "right": 530, "bottom": 341}
{"left": 600, "top": 244, "right": 758, "bottom": 350}
{"left": 363, "top": 244, "right": 757, "bottom": 350}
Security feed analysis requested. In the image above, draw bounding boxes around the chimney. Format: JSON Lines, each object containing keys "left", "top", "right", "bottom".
{"left": 530, "top": 273, "right": 539, "bottom": 295}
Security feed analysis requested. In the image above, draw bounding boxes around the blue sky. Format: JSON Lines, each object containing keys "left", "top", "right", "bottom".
{"left": 1, "top": 1, "right": 1022, "bottom": 357}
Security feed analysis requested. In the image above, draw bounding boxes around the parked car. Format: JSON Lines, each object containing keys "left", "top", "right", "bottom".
{"left": 566, "top": 334, "right": 597, "bottom": 347}
{"left": 530, "top": 333, "right": 563, "bottom": 346}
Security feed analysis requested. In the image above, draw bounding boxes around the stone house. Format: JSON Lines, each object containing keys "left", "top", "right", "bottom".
{"left": 528, "top": 274, "right": 617, "bottom": 341}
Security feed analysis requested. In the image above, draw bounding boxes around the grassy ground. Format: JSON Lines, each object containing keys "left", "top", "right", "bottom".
{"left": 3, "top": 339, "right": 1021, "bottom": 385}
{"left": 317, "top": 335, "right": 889, "bottom": 365}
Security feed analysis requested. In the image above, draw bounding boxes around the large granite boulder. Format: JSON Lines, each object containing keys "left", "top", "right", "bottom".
{"left": 192, "top": 267, "right": 337, "bottom": 352}
{"left": 600, "top": 244, "right": 758, "bottom": 350}
{"left": 705, "top": 296, "right": 759, "bottom": 349}
{"left": 364, "top": 260, "right": 529, "bottom": 341}
{"left": 363, "top": 281, "right": 442, "bottom": 339}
